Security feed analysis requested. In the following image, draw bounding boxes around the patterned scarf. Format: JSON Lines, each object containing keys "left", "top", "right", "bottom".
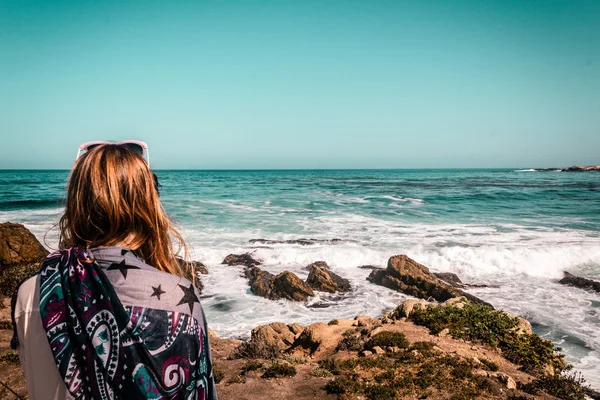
{"left": 37, "top": 246, "right": 217, "bottom": 400}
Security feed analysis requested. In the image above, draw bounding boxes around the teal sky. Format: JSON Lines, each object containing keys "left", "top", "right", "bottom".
{"left": 1, "top": 1, "right": 599, "bottom": 169}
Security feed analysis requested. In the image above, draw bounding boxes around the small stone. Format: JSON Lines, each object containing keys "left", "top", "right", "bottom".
{"left": 372, "top": 346, "right": 386, "bottom": 355}
{"left": 410, "top": 350, "right": 422, "bottom": 357}
{"left": 437, "top": 328, "right": 450, "bottom": 338}
{"left": 474, "top": 369, "right": 489, "bottom": 377}
{"left": 355, "top": 315, "right": 378, "bottom": 327}
{"left": 494, "top": 372, "right": 517, "bottom": 389}
{"left": 369, "top": 327, "right": 386, "bottom": 338}
{"left": 432, "top": 346, "right": 444, "bottom": 353}
{"left": 359, "top": 350, "right": 373, "bottom": 357}
{"left": 387, "top": 346, "right": 400, "bottom": 353}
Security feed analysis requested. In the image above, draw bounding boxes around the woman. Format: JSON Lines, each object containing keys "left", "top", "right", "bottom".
{"left": 11, "top": 142, "right": 217, "bottom": 400}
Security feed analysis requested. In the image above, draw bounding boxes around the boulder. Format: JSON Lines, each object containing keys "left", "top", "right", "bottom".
{"left": 290, "top": 322, "right": 345, "bottom": 356}
{"left": 176, "top": 258, "right": 208, "bottom": 274}
{"left": 306, "top": 264, "right": 351, "bottom": 293}
{"left": 246, "top": 266, "right": 314, "bottom": 301}
{"left": 559, "top": 271, "right": 600, "bottom": 293}
{"left": 0, "top": 223, "right": 48, "bottom": 296}
{"left": 250, "top": 322, "right": 299, "bottom": 352}
{"left": 367, "top": 255, "right": 491, "bottom": 306}
{"left": 222, "top": 253, "right": 261, "bottom": 267}
{"left": 0, "top": 223, "right": 48, "bottom": 267}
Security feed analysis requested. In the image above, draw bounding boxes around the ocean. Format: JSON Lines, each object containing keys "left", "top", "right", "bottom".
{"left": 1, "top": 169, "right": 599, "bottom": 388}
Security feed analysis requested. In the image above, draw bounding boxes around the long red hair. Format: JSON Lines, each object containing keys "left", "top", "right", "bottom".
{"left": 59, "top": 144, "right": 193, "bottom": 281}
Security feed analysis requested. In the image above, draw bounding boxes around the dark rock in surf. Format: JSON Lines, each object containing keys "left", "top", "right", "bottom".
{"left": 368, "top": 255, "right": 492, "bottom": 307}
{"left": 433, "top": 272, "right": 464, "bottom": 288}
{"left": 249, "top": 238, "right": 344, "bottom": 246}
{"left": 222, "top": 253, "right": 261, "bottom": 267}
{"left": 306, "top": 264, "right": 351, "bottom": 293}
{"left": 303, "top": 261, "right": 330, "bottom": 270}
{"left": 245, "top": 266, "right": 314, "bottom": 301}
{"left": 176, "top": 257, "right": 209, "bottom": 274}
{"left": 357, "top": 265, "right": 383, "bottom": 270}
{"left": 559, "top": 271, "right": 600, "bottom": 293}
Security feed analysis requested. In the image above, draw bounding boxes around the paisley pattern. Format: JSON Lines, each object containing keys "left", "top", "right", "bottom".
{"left": 38, "top": 247, "right": 216, "bottom": 400}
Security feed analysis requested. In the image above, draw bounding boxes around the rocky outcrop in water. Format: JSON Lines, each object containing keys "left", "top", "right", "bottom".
{"left": 176, "top": 258, "right": 209, "bottom": 274}
{"left": 536, "top": 165, "right": 600, "bottom": 172}
{"left": 245, "top": 266, "right": 315, "bottom": 301}
{"left": 306, "top": 263, "right": 351, "bottom": 293}
{"left": 249, "top": 238, "right": 344, "bottom": 246}
{"left": 222, "top": 253, "right": 261, "bottom": 267}
{"left": 559, "top": 271, "right": 600, "bottom": 293}
{"left": 0, "top": 223, "right": 48, "bottom": 296}
{"left": 368, "top": 255, "right": 492, "bottom": 306}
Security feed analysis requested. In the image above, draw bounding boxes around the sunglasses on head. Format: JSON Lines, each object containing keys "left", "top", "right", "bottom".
{"left": 76, "top": 140, "right": 150, "bottom": 164}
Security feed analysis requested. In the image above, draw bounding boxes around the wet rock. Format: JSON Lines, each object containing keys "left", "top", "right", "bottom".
{"left": 176, "top": 258, "right": 209, "bottom": 274}
{"left": 433, "top": 272, "right": 464, "bottom": 288}
{"left": 303, "top": 261, "right": 330, "bottom": 270}
{"left": 0, "top": 222, "right": 48, "bottom": 267}
{"left": 367, "top": 255, "right": 492, "bottom": 306}
{"left": 245, "top": 266, "right": 314, "bottom": 301}
{"left": 306, "top": 264, "right": 351, "bottom": 293}
{"left": 249, "top": 238, "right": 344, "bottom": 246}
{"left": 559, "top": 271, "right": 600, "bottom": 293}
{"left": 357, "top": 265, "right": 383, "bottom": 270}
{"left": 222, "top": 253, "right": 261, "bottom": 267}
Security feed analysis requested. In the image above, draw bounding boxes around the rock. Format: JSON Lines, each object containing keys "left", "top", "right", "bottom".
{"left": 222, "top": 253, "right": 261, "bottom": 267}
{"left": 388, "top": 346, "right": 401, "bottom": 353}
{"left": 287, "top": 323, "right": 305, "bottom": 336}
{"left": 249, "top": 238, "right": 344, "bottom": 246}
{"left": 437, "top": 328, "right": 450, "bottom": 338}
{"left": 291, "top": 322, "right": 344, "bottom": 356}
{"left": 357, "top": 265, "right": 382, "bottom": 270}
{"left": 251, "top": 322, "right": 297, "bottom": 351}
{"left": 493, "top": 372, "right": 517, "bottom": 389}
{"left": 372, "top": 346, "right": 386, "bottom": 355}
{"left": 273, "top": 271, "right": 315, "bottom": 301}
{"left": 176, "top": 257, "right": 208, "bottom": 274}
{"left": 369, "top": 327, "right": 386, "bottom": 337}
{"left": 434, "top": 272, "right": 464, "bottom": 288}
{"left": 367, "top": 255, "right": 492, "bottom": 306}
{"left": 562, "top": 165, "right": 600, "bottom": 172}
{"left": 0, "top": 223, "right": 48, "bottom": 296}
{"left": 0, "top": 222, "right": 48, "bottom": 267}
{"left": 516, "top": 317, "right": 533, "bottom": 335}
{"left": 245, "top": 266, "right": 314, "bottom": 301}
{"left": 359, "top": 350, "right": 373, "bottom": 357}
{"left": 306, "top": 264, "right": 351, "bottom": 293}
{"left": 559, "top": 271, "right": 600, "bottom": 293}
{"left": 208, "top": 328, "right": 218, "bottom": 339}
{"left": 354, "top": 315, "right": 378, "bottom": 327}
{"left": 304, "top": 261, "right": 329, "bottom": 270}
{"left": 441, "top": 296, "right": 467, "bottom": 309}
{"left": 474, "top": 369, "right": 489, "bottom": 377}
{"left": 391, "top": 299, "right": 428, "bottom": 319}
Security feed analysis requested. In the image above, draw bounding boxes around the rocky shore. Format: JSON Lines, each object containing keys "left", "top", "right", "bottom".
{"left": 535, "top": 165, "right": 600, "bottom": 172}
{"left": 1, "top": 222, "right": 599, "bottom": 399}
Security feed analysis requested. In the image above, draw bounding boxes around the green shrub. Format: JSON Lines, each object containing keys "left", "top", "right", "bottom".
{"left": 0, "top": 263, "right": 41, "bottom": 296}
{"left": 409, "top": 301, "right": 565, "bottom": 373}
{"left": 480, "top": 358, "right": 499, "bottom": 372}
{"left": 364, "top": 384, "right": 396, "bottom": 400}
{"left": 366, "top": 331, "right": 409, "bottom": 350}
{"left": 261, "top": 362, "right": 297, "bottom": 379}
{"left": 231, "top": 340, "right": 280, "bottom": 359}
{"left": 325, "top": 375, "right": 364, "bottom": 395}
{"left": 309, "top": 367, "right": 333, "bottom": 378}
{"left": 0, "top": 320, "right": 13, "bottom": 330}
{"left": 240, "top": 360, "right": 263, "bottom": 374}
{"left": 213, "top": 366, "right": 225, "bottom": 384}
{"left": 408, "top": 341, "right": 435, "bottom": 354}
{"left": 0, "top": 352, "right": 20, "bottom": 364}
{"left": 521, "top": 369, "right": 591, "bottom": 400}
